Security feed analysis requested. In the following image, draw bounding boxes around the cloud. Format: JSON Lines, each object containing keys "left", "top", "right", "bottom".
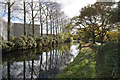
{"left": 60, "top": 0, "right": 96, "bottom": 18}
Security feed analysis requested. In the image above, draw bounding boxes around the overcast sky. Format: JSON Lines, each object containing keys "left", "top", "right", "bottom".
{"left": 57, "top": 0, "right": 120, "bottom": 18}
{"left": 58, "top": 0, "right": 96, "bottom": 18}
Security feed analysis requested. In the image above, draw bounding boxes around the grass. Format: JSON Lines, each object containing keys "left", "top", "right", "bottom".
{"left": 57, "top": 48, "right": 96, "bottom": 78}
{"left": 57, "top": 41, "right": 120, "bottom": 78}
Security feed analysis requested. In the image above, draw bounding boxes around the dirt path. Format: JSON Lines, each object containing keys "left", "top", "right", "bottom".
{"left": 81, "top": 43, "right": 90, "bottom": 47}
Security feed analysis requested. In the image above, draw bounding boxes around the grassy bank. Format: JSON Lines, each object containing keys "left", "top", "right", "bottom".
{"left": 57, "top": 41, "right": 120, "bottom": 78}
{"left": 57, "top": 47, "right": 96, "bottom": 78}
{"left": 2, "top": 34, "right": 73, "bottom": 53}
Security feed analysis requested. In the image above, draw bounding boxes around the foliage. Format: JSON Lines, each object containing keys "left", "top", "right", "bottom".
{"left": 0, "top": 35, "right": 4, "bottom": 40}
{"left": 12, "top": 37, "right": 26, "bottom": 49}
{"left": 106, "top": 31, "right": 119, "bottom": 42}
{"left": 9, "top": 36, "right": 15, "bottom": 41}
{"left": 64, "top": 37, "right": 73, "bottom": 43}
{"left": 2, "top": 41, "right": 15, "bottom": 52}
{"left": 27, "top": 36, "right": 37, "bottom": 48}
{"left": 72, "top": 2, "right": 115, "bottom": 44}
{"left": 95, "top": 42, "right": 120, "bottom": 78}
{"left": 28, "top": 34, "right": 38, "bottom": 40}
{"left": 109, "top": 1, "right": 120, "bottom": 23}
{"left": 2, "top": 34, "right": 71, "bottom": 52}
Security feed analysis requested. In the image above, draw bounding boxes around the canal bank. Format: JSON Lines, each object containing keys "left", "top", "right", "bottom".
{"left": 57, "top": 42, "right": 120, "bottom": 78}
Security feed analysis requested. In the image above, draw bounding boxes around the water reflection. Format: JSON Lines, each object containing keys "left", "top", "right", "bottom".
{"left": 2, "top": 43, "right": 79, "bottom": 79}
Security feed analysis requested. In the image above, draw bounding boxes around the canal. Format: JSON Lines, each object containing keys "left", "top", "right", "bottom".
{"left": 2, "top": 43, "right": 80, "bottom": 79}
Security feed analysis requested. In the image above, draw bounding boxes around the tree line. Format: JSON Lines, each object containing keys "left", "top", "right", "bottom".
{"left": 0, "top": 0, "right": 69, "bottom": 41}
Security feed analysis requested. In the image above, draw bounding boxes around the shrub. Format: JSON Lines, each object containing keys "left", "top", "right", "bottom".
{"left": 52, "top": 40, "right": 56, "bottom": 44}
{"left": 20, "top": 35, "right": 28, "bottom": 43}
{"left": 64, "top": 37, "right": 73, "bottom": 43}
{"left": 6, "top": 41, "right": 15, "bottom": 48}
{"left": 43, "top": 36, "right": 50, "bottom": 45}
{"left": 49, "top": 37, "right": 53, "bottom": 44}
{"left": 28, "top": 34, "right": 38, "bottom": 40}
{"left": 2, "top": 44, "right": 10, "bottom": 52}
{"left": 10, "top": 36, "right": 15, "bottom": 41}
{"left": 53, "top": 36, "right": 58, "bottom": 44}
{"left": 2, "top": 41, "right": 15, "bottom": 52}
{"left": 12, "top": 37, "right": 26, "bottom": 49}
{"left": 20, "top": 35, "right": 28, "bottom": 49}
{"left": 27, "top": 36, "right": 37, "bottom": 48}
{"left": 0, "top": 35, "right": 4, "bottom": 40}
{"left": 36, "top": 37, "right": 45, "bottom": 46}
{"left": 98, "top": 41, "right": 118, "bottom": 54}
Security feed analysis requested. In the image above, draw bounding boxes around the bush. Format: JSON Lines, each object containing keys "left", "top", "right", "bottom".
{"left": 43, "top": 36, "right": 50, "bottom": 45}
{"left": 10, "top": 36, "right": 15, "bottom": 41}
{"left": 20, "top": 35, "right": 28, "bottom": 42}
{"left": 64, "top": 37, "right": 73, "bottom": 43}
{"left": 49, "top": 37, "right": 53, "bottom": 44}
{"left": 2, "top": 41, "right": 15, "bottom": 52}
{"left": 36, "top": 37, "right": 45, "bottom": 46}
{"left": 0, "top": 35, "right": 4, "bottom": 40}
{"left": 12, "top": 37, "right": 26, "bottom": 49}
{"left": 26, "top": 36, "right": 37, "bottom": 48}
{"left": 52, "top": 40, "right": 56, "bottom": 44}
{"left": 98, "top": 41, "right": 118, "bottom": 54}
{"left": 20, "top": 35, "right": 28, "bottom": 49}
{"left": 28, "top": 34, "right": 38, "bottom": 40}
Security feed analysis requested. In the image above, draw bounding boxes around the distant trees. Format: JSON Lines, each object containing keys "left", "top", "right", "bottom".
{"left": 0, "top": 0, "right": 16, "bottom": 41}
{"left": 0, "top": 0, "right": 68, "bottom": 40}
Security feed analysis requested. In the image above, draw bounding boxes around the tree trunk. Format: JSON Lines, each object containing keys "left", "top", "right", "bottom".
{"left": 8, "top": 1, "right": 10, "bottom": 41}
{"left": 46, "top": 7, "right": 48, "bottom": 36}
{"left": 56, "top": 18, "right": 58, "bottom": 35}
{"left": 39, "top": 2, "right": 43, "bottom": 36}
{"left": 31, "top": 0, "right": 34, "bottom": 34}
{"left": 56, "top": 27, "right": 57, "bottom": 35}
{"left": 53, "top": 20, "right": 55, "bottom": 35}
{"left": 93, "top": 36, "right": 96, "bottom": 44}
{"left": 24, "top": 1, "right": 26, "bottom": 35}
{"left": 50, "top": 10, "right": 52, "bottom": 35}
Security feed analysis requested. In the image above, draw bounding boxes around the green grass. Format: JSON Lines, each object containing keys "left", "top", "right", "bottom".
{"left": 57, "top": 48, "right": 96, "bottom": 78}
{"left": 57, "top": 41, "right": 120, "bottom": 78}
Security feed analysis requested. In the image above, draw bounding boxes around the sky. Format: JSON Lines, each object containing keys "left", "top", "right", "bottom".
{"left": 58, "top": 0, "right": 96, "bottom": 18}
{"left": 0, "top": 0, "right": 119, "bottom": 22}
{"left": 57, "top": 0, "right": 120, "bottom": 18}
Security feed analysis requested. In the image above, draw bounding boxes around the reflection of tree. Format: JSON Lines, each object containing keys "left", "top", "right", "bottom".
{"left": 39, "top": 53, "right": 42, "bottom": 77}
{"left": 7, "top": 60, "right": 10, "bottom": 80}
{"left": 31, "top": 59, "right": 34, "bottom": 79}
{"left": 2, "top": 43, "right": 76, "bottom": 78}
{"left": 23, "top": 60, "right": 25, "bottom": 80}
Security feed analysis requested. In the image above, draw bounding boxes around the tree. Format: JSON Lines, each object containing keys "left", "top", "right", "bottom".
{"left": 0, "top": 0, "right": 16, "bottom": 41}
{"left": 23, "top": 0, "right": 27, "bottom": 35}
{"left": 74, "top": 2, "right": 114, "bottom": 44}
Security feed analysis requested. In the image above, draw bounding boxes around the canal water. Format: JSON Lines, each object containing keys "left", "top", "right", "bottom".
{"left": 2, "top": 43, "right": 80, "bottom": 79}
